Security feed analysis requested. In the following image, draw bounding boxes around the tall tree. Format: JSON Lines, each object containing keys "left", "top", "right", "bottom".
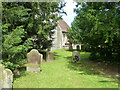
{"left": 2, "top": 2, "right": 65, "bottom": 70}
{"left": 68, "top": 2, "right": 120, "bottom": 61}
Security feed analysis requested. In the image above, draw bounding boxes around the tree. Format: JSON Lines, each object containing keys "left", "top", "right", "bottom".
{"left": 2, "top": 2, "right": 65, "bottom": 70}
{"left": 68, "top": 2, "right": 120, "bottom": 61}
{"left": 23, "top": 2, "right": 66, "bottom": 50}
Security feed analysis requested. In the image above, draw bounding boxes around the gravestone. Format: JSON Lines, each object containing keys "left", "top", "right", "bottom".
{"left": 0, "top": 64, "right": 13, "bottom": 89}
{"left": 72, "top": 51, "right": 80, "bottom": 62}
{"left": 46, "top": 52, "right": 54, "bottom": 62}
{"left": 13, "top": 69, "right": 20, "bottom": 77}
{"left": 76, "top": 45, "right": 80, "bottom": 51}
{"left": 27, "top": 49, "right": 43, "bottom": 73}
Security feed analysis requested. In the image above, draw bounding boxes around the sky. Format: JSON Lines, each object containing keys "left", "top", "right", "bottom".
{"left": 62, "top": 0, "right": 77, "bottom": 27}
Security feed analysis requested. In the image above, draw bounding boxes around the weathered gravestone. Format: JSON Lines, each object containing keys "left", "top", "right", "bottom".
{"left": 46, "top": 52, "right": 54, "bottom": 62}
{"left": 13, "top": 69, "right": 20, "bottom": 77}
{"left": 76, "top": 45, "right": 80, "bottom": 51}
{"left": 0, "top": 64, "right": 13, "bottom": 89}
{"left": 72, "top": 51, "right": 80, "bottom": 62}
{"left": 27, "top": 49, "right": 43, "bottom": 73}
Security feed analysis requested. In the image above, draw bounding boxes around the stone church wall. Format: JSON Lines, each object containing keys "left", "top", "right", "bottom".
{"left": 51, "top": 21, "right": 69, "bottom": 50}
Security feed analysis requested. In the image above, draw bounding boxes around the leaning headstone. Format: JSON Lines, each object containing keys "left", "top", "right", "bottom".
{"left": 72, "top": 51, "right": 80, "bottom": 62}
{"left": 0, "top": 64, "right": 13, "bottom": 89}
{"left": 27, "top": 49, "right": 43, "bottom": 73}
{"left": 46, "top": 52, "right": 54, "bottom": 62}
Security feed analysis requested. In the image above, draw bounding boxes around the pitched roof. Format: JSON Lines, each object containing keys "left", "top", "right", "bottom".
{"left": 58, "top": 20, "right": 70, "bottom": 33}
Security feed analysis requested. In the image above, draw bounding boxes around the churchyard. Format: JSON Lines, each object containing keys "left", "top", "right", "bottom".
{"left": 12, "top": 49, "right": 118, "bottom": 88}
{"left": 1, "top": 2, "right": 120, "bottom": 89}
{"left": 0, "top": 48, "right": 119, "bottom": 88}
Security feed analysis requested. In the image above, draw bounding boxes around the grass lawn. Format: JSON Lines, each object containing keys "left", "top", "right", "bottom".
{"left": 13, "top": 49, "right": 119, "bottom": 88}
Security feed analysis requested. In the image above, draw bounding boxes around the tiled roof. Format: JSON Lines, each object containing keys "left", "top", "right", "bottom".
{"left": 58, "top": 20, "right": 70, "bottom": 33}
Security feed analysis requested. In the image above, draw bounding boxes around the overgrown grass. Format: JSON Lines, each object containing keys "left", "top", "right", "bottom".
{"left": 13, "top": 49, "right": 119, "bottom": 88}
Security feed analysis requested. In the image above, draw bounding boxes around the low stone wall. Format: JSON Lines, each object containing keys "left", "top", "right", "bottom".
{"left": 0, "top": 64, "right": 13, "bottom": 89}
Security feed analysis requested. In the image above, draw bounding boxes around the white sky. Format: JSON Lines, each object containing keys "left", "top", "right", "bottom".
{"left": 62, "top": 0, "right": 77, "bottom": 27}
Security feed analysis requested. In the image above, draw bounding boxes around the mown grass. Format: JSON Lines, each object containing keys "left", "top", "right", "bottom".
{"left": 13, "top": 49, "right": 119, "bottom": 88}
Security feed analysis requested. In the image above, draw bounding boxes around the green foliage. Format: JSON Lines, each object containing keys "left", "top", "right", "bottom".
{"left": 68, "top": 2, "right": 120, "bottom": 61}
{"left": 2, "top": 2, "right": 65, "bottom": 70}
{"left": 2, "top": 25, "right": 33, "bottom": 70}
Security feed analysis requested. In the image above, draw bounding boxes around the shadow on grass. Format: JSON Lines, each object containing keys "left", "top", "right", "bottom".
{"left": 99, "top": 80, "right": 117, "bottom": 83}
{"left": 65, "top": 49, "right": 81, "bottom": 52}
{"left": 65, "top": 55, "right": 119, "bottom": 83}
{"left": 65, "top": 55, "right": 101, "bottom": 75}
{"left": 53, "top": 52, "right": 61, "bottom": 60}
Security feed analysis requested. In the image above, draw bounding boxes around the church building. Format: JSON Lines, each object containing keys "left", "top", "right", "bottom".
{"left": 51, "top": 20, "right": 70, "bottom": 50}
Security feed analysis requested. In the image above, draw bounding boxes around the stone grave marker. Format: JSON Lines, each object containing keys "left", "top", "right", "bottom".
{"left": 13, "top": 69, "right": 21, "bottom": 77}
{"left": 72, "top": 51, "right": 80, "bottom": 62}
{"left": 27, "top": 49, "right": 43, "bottom": 73}
{"left": 76, "top": 45, "right": 80, "bottom": 51}
{"left": 46, "top": 52, "right": 54, "bottom": 62}
{"left": 0, "top": 64, "right": 13, "bottom": 89}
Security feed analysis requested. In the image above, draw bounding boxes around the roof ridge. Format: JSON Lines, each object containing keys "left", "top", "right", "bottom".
{"left": 58, "top": 19, "right": 70, "bottom": 33}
